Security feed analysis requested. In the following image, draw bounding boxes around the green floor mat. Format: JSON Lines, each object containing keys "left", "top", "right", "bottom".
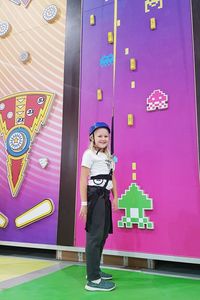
{"left": 0, "top": 265, "right": 200, "bottom": 300}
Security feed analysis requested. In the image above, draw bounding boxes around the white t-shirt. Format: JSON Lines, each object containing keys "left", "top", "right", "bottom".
{"left": 81, "top": 149, "right": 113, "bottom": 190}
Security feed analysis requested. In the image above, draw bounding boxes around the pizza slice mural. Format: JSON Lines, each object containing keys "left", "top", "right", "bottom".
{"left": 0, "top": 91, "right": 54, "bottom": 197}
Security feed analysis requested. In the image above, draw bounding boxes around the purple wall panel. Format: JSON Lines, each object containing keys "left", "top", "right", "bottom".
{"left": 83, "top": 0, "right": 114, "bottom": 12}
{"left": 79, "top": 3, "right": 114, "bottom": 148}
{"left": 76, "top": 0, "right": 200, "bottom": 258}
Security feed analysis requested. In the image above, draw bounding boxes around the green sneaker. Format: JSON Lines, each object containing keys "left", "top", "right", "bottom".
{"left": 85, "top": 279, "right": 116, "bottom": 291}
{"left": 100, "top": 271, "right": 112, "bottom": 280}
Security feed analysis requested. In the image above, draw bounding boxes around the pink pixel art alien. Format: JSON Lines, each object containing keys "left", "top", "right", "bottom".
{"left": 146, "top": 89, "right": 168, "bottom": 112}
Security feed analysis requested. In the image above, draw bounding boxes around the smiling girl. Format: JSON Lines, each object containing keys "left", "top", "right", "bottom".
{"left": 79, "top": 122, "right": 118, "bottom": 291}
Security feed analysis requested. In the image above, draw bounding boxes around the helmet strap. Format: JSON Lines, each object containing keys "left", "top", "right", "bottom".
{"left": 96, "top": 149, "right": 100, "bottom": 155}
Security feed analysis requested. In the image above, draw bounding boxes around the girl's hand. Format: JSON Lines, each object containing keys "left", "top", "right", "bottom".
{"left": 112, "top": 198, "right": 118, "bottom": 211}
{"left": 79, "top": 205, "right": 87, "bottom": 221}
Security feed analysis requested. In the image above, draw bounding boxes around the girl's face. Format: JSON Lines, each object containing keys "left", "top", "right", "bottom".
{"left": 94, "top": 128, "right": 109, "bottom": 150}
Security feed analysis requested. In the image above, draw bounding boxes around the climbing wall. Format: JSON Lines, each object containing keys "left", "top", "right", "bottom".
{"left": 75, "top": 0, "right": 200, "bottom": 260}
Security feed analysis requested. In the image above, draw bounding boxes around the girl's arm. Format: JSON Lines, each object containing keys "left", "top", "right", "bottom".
{"left": 112, "top": 173, "right": 118, "bottom": 211}
{"left": 79, "top": 166, "right": 90, "bottom": 220}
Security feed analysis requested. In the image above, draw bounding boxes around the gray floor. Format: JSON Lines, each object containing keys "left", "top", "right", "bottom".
{"left": 0, "top": 260, "right": 71, "bottom": 290}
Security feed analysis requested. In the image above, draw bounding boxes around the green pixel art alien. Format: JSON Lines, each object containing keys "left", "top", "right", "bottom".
{"left": 118, "top": 183, "right": 154, "bottom": 229}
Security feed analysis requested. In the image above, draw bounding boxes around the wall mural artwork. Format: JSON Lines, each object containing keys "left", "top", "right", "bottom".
{"left": 9, "top": 0, "right": 32, "bottom": 8}
{"left": 0, "top": 0, "right": 66, "bottom": 245}
{"left": 146, "top": 89, "right": 168, "bottom": 111}
{"left": 42, "top": 4, "right": 59, "bottom": 23}
{"left": 0, "top": 21, "right": 11, "bottom": 38}
{"left": 0, "top": 91, "right": 54, "bottom": 197}
{"left": 100, "top": 54, "right": 114, "bottom": 67}
{"left": 15, "top": 199, "right": 54, "bottom": 229}
{"left": 118, "top": 183, "right": 154, "bottom": 229}
{"left": 145, "top": 0, "right": 163, "bottom": 13}
{"left": 0, "top": 212, "right": 9, "bottom": 228}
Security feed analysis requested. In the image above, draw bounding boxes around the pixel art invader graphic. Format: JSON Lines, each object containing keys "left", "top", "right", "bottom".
{"left": 118, "top": 183, "right": 154, "bottom": 229}
{"left": 100, "top": 54, "right": 114, "bottom": 67}
{"left": 146, "top": 89, "right": 168, "bottom": 111}
{"left": 145, "top": 0, "right": 163, "bottom": 13}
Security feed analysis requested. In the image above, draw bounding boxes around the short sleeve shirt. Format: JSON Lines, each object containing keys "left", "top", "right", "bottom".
{"left": 81, "top": 149, "right": 113, "bottom": 190}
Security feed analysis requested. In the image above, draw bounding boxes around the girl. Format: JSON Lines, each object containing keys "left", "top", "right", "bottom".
{"left": 79, "top": 122, "right": 118, "bottom": 291}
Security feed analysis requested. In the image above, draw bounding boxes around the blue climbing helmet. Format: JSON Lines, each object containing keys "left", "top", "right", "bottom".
{"left": 89, "top": 122, "right": 110, "bottom": 136}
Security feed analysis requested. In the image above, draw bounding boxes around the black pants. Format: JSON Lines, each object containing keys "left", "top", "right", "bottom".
{"left": 85, "top": 186, "right": 113, "bottom": 281}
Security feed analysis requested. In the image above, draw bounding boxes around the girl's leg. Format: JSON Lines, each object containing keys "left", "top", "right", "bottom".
{"left": 86, "top": 193, "right": 106, "bottom": 281}
{"left": 98, "top": 198, "right": 111, "bottom": 273}
{"left": 86, "top": 232, "right": 103, "bottom": 281}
